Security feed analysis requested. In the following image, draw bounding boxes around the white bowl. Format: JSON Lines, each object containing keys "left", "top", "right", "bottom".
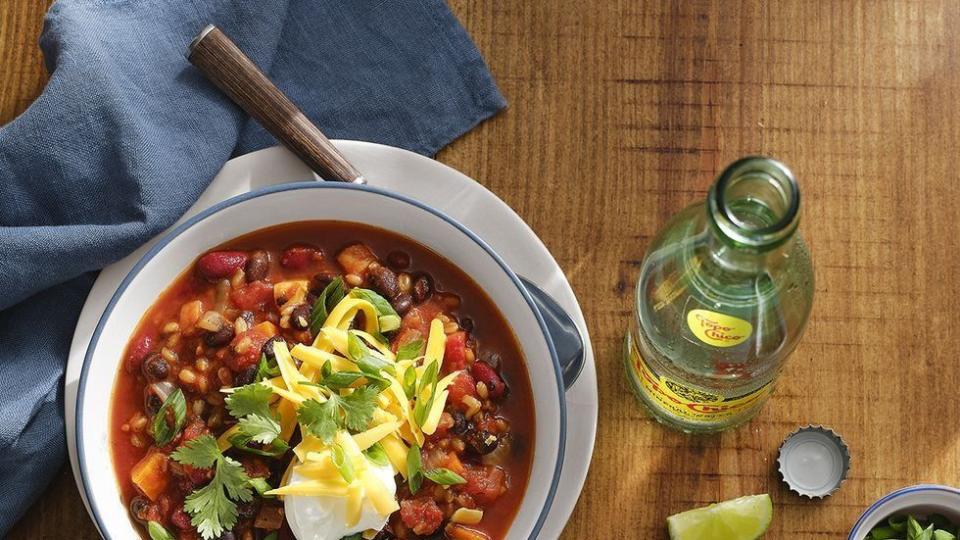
{"left": 848, "top": 484, "right": 960, "bottom": 539}
{"left": 76, "top": 182, "right": 566, "bottom": 539}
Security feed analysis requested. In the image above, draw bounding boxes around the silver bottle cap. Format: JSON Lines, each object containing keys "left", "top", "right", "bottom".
{"left": 777, "top": 425, "right": 850, "bottom": 499}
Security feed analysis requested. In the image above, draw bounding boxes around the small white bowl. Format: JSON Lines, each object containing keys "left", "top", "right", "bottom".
{"left": 76, "top": 182, "right": 566, "bottom": 539}
{"left": 848, "top": 484, "right": 960, "bottom": 539}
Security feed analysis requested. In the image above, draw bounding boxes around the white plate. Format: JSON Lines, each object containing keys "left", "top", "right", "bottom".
{"left": 65, "top": 141, "right": 598, "bottom": 538}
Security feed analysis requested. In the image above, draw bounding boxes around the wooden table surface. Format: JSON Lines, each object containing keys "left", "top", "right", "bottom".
{"left": 6, "top": 1, "right": 960, "bottom": 538}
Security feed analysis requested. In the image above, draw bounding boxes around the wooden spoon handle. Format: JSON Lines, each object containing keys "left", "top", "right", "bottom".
{"left": 188, "top": 25, "right": 365, "bottom": 183}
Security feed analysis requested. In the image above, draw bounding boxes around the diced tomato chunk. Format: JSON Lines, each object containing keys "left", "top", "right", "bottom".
{"left": 125, "top": 333, "right": 155, "bottom": 373}
{"left": 444, "top": 331, "right": 468, "bottom": 373}
{"left": 460, "top": 465, "right": 507, "bottom": 505}
{"left": 337, "top": 243, "right": 378, "bottom": 276}
{"left": 280, "top": 245, "right": 319, "bottom": 270}
{"left": 400, "top": 498, "right": 444, "bottom": 536}
{"left": 228, "top": 329, "right": 271, "bottom": 371}
{"left": 230, "top": 281, "right": 275, "bottom": 311}
{"left": 196, "top": 250, "right": 248, "bottom": 281}
{"left": 446, "top": 372, "right": 478, "bottom": 410}
{"left": 470, "top": 361, "right": 507, "bottom": 399}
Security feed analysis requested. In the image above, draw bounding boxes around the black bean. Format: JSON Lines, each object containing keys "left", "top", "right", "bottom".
{"left": 412, "top": 274, "right": 433, "bottom": 303}
{"left": 128, "top": 496, "right": 152, "bottom": 523}
{"left": 244, "top": 250, "right": 270, "bottom": 282}
{"left": 237, "top": 501, "right": 259, "bottom": 520}
{"left": 239, "top": 310, "right": 255, "bottom": 327}
{"left": 465, "top": 429, "right": 500, "bottom": 455}
{"left": 261, "top": 335, "right": 286, "bottom": 361}
{"left": 203, "top": 324, "right": 234, "bottom": 348}
{"left": 234, "top": 365, "right": 258, "bottom": 386}
{"left": 450, "top": 412, "right": 469, "bottom": 435}
{"left": 367, "top": 264, "right": 400, "bottom": 299}
{"left": 216, "top": 533, "right": 235, "bottom": 540}
{"left": 141, "top": 353, "right": 169, "bottom": 382}
{"left": 460, "top": 317, "right": 474, "bottom": 332}
{"left": 392, "top": 293, "right": 413, "bottom": 315}
{"left": 144, "top": 393, "right": 164, "bottom": 416}
{"left": 386, "top": 251, "right": 411, "bottom": 270}
{"left": 290, "top": 304, "right": 311, "bottom": 330}
{"left": 309, "top": 271, "right": 339, "bottom": 296}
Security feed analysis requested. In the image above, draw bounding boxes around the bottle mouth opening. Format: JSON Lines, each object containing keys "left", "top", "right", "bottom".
{"left": 708, "top": 156, "right": 800, "bottom": 249}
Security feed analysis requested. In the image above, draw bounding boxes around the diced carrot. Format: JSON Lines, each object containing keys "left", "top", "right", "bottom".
{"left": 130, "top": 452, "right": 169, "bottom": 501}
{"left": 252, "top": 321, "right": 278, "bottom": 337}
{"left": 445, "top": 523, "right": 491, "bottom": 540}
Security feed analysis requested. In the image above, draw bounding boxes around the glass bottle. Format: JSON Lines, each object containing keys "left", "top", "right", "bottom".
{"left": 624, "top": 156, "right": 814, "bottom": 433}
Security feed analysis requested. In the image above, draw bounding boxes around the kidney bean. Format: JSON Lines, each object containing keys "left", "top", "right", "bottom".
{"left": 393, "top": 293, "right": 413, "bottom": 315}
{"left": 261, "top": 335, "right": 286, "bottom": 362}
{"left": 368, "top": 263, "right": 400, "bottom": 298}
{"left": 244, "top": 250, "right": 270, "bottom": 281}
{"left": 280, "top": 245, "right": 318, "bottom": 270}
{"left": 289, "top": 304, "right": 312, "bottom": 331}
{"left": 412, "top": 274, "right": 433, "bottom": 303}
{"left": 196, "top": 251, "right": 249, "bottom": 281}
{"left": 450, "top": 411, "right": 469, "bottom": 435}
{"left": 203, "top": 324, "right": 235, "bottom": 348}
{"left": 141, "top": 353, "right": 169, "bottom": 382}
{"left": 171, "top": 507, "right": 192, "bottom": 530}
{"left": 128, "top": 496, "right": 153, "bottom": 523}
{"left": 144, "top": 393, "right": 163, "bottom": 416}
{"left": 125, "top": 334, "right": 154, "bottom": 373}
{"left": 308, "top": 271, "right": 339, "bottom": 295}
{"left": 470, "top": 361, "right": 507, "bottom": 399}
{"left": 386, "top": 251, "right": 411, "bottom": 270}
{"left": 464, "top": 429, "right": 500, "bottom": 455}
{"left": 234, "top": 364, "right": 258, "bottom": 386}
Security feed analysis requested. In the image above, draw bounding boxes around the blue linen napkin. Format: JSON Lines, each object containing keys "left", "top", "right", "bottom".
{"left": 0, "top": 0, "right": 505, "bottom": 532}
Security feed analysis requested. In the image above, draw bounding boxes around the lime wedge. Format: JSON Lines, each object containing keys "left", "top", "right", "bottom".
{"left": 667, "top": 494, "right": 773, "bottom": 540}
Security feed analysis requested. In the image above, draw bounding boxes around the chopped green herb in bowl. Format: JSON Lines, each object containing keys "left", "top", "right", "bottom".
{"left": 869, "top": 514, "right": 959, "bottom": 540}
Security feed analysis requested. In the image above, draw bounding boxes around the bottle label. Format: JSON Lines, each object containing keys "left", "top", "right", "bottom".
{"left": 628, "top": 344, "right": 772, "bottom": 423}
{"left": 686, "top": 309, "right": 752, "bottom": 348}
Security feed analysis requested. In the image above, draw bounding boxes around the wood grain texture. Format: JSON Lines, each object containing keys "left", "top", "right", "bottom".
{"left": 6, "top": 1, "right": 960, "bottom": 538}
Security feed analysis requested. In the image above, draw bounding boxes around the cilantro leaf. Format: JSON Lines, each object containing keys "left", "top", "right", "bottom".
{"left": 298, "top": 398, "right": 340, "bottom": 444}
{"left": 364, "top": 442, "right": 389, "bottom": 467}
{"left": 396, "top": 339, "right": 424, "bottom": 361}
{"left": 310, "top": 277, "right": 346, "bottom": 335}
{"left": 322, "top": 371, "right": 368, "bottom": 390}
{"left": 237, "top": 414, "right": 281, "bottom": 444}
{"left": 171, "top": 434, "right": 220, "bottom": 469}
{"left": 225, "top": 383, "right": 273, "bottom": 420}
{"left": 331, "top": 443, "right": 356, "bottom": 483}
{"left": 228, "top": 433, "right": 289, "bottom": 458}
{"left": 255, "top": 353, "right": 280, "bottom": 382}
{"left": 173, "top": 435, "right": 253, "bottom": 540}
{"left": 339, "top": 386, "right": 379, "bottom": 431}
{"left": 423, "top": 468, "right": 466, "bottom": 486}
{"left": 406, "top": 444, "right": 423, "bottom": 494}
{"left": 151, "top": 388, "right": 186, "bottom": 447}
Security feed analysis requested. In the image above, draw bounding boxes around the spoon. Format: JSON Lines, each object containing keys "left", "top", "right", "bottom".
{"left": 187, "top": 25, "right": 584, "bottom": 389}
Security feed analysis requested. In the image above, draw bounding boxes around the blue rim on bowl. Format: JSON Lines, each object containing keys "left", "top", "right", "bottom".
{"left": 848, "top": 484, "right": 960, "bottom": 539}
{"left": 76, "top": 181, "right": 567, "bottom": 540}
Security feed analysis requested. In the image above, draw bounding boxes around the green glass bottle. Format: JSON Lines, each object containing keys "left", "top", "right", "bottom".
{"left": 624, "top": 157, "right": 814, "bottom": 433}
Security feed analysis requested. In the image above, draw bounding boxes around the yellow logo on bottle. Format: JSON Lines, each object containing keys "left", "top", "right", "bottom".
{"left": 687, "top": 309, "right": 752, "bottom": 347}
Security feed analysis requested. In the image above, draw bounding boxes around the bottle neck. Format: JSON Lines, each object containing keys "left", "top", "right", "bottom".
{"left": 704, "top": 157, "right": 800, "bottom": 273}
